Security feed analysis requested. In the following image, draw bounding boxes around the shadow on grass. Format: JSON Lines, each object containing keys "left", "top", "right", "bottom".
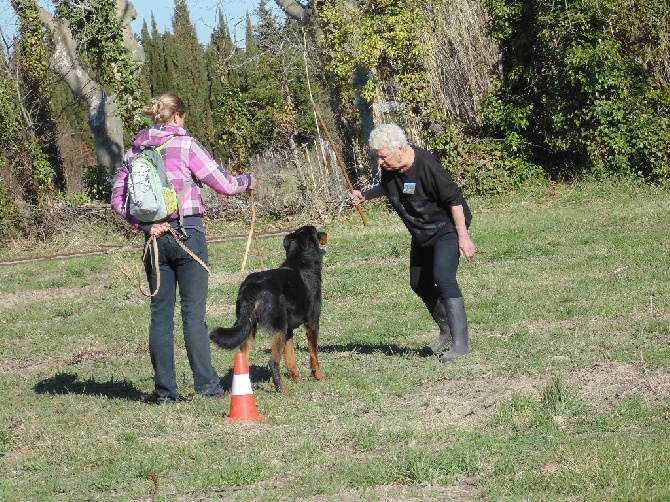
{"left": 215, "top": 343, "right": 432, "bottom": 391}
{"left": 219, "top": 364, "right": 273, "bottom": 390}
{"left": 34, "top": 372, "right": 147, "bottom": 401}
{"left": 247, "top": 342, "right": 422, "bottom": 359}
{"left": 315, "top": 342, "right": 423, "bottom": 357}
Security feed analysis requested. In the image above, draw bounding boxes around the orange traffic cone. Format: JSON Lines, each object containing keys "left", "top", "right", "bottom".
{"left": 225, "top": 352, "right": 266, "bottom": 421}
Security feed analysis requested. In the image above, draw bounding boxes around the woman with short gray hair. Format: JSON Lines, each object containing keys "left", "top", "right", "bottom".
{"left": 350, "top": 123, "right": 475, "bottom": 362}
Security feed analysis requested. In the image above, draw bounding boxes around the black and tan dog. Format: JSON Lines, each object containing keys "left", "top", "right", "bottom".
{"left": 210, "top": 225, "right": 328, "bottom": 391}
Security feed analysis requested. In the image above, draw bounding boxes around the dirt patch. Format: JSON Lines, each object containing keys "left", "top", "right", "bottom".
{"left": 418, "top": 373, "right": 544, "bottom": 427}
{"left": 184, "top": 471, "right": 480, "bottom": 502}
{"left": 398, "top": 361, "right": 670, "bottom": 430}
{"left": 568, "top": 361, "right": 670, "bottom": 406}
{"left": 0, "top": 284, "right": 105, "bottom": 310}
{"left": 0, "top": 344, "right": 145, "bottom": 377}
{"left": 298, "top": 481, "right": 481, "bottom": 502}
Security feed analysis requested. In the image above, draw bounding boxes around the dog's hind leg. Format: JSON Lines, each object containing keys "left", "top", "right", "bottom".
{"left": 283, "top": 330, "right": 302, "bottom": 383}
{"left": 270, "top": 331, "right": 289, "bottom": 392}
{"left": 240, "top": 325, "right": 256, "bottom": 362}
{"left": 305, "top": 324, "right": 328, "bottom": 382}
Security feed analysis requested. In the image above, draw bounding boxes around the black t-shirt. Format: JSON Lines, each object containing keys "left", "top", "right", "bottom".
{"left": 380, "top": 145, "right": 472, "bottom": 246}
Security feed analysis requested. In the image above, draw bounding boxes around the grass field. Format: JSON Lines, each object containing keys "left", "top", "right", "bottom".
{"left": 1, "top": 182, "right": 669, "bottom": 501}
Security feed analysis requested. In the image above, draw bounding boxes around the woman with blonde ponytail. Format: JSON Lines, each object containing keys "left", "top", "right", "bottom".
{"left": 111, "top": 93, "right": 256, "bottom": 405}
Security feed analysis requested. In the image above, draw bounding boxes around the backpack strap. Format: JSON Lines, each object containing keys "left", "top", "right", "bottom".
{"left": 154, "top": 137, "right": 174, "bottom": 153}
{"left": 149, "top": 138, "right": 174, "bottom": 188}
{"left": 175, "top": 177, "right": 194, "bottom": 238}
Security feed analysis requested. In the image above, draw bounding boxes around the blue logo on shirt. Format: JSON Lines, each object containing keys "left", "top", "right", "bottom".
{"left": 403, "top": 182, "right": 416, "bottom": 194}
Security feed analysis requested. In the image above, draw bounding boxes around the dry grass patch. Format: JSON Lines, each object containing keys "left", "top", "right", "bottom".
{"left": 569, "top": 361, "right": 670, "bottom": 407}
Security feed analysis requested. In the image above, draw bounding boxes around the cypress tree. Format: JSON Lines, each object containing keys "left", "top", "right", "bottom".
{"left": 165, "top": 0, "right": 212, "bottom": 143}
{"left": 206, "top": 9, "right": 242, "bottom": 159}
{"left": 206, "top": 10, "right": 235, "bottom": 109}
{"left": 244, "top": 13, "right": 259, "bottom": 58}
{"left": 245, "top": 8, "right": 283, "bottom": 150}
{"left": 142, "top": 15, "right": 170, "bottom": 98}
{"left": 252, "top": 1, "right": 319, "bottom": 147}
{"left": 139, "top": 21, "right": 153, "bottom": 101}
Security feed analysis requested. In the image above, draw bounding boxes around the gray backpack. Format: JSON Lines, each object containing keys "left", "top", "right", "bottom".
{"left": 124, "top": 138, "right": 191, "bottom": 225}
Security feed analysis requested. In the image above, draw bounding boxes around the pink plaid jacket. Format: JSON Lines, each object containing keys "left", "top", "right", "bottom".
{"left": 110, "top": 125, "right": 250, "bottom": 228}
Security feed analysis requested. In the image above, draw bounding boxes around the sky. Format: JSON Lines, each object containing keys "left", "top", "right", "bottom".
{"left": 0, "top": 1, "right": 274, "bottom": 47}
{"left": 129, "top": 0, "right": 260, "bottom": 45}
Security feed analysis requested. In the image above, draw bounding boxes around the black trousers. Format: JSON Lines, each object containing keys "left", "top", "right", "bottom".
{"left": 409, "top": 232, "right": 462, "bottom": 303}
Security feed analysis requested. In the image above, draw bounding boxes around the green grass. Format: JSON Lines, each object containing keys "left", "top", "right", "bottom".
{"left": 1, "top": 182, "right": 670, "bottom": 501}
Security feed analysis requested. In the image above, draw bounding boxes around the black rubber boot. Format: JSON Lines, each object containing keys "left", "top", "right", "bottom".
{"left": 422, "top": 299, "right": 451, "bottom": 355}
{"left": 440, "top": 297, "right": 470, "bottom": 362}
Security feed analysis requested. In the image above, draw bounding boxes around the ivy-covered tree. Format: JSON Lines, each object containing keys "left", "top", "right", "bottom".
{"left": 275, "top": 0, "right": 434, "bottom": 178}
{"left": 0, "top": 30, "right": 37, "bottom": 234}
{"left": 23, "top": 0, "right": 146, "bottom": 175}
{"left": 9, "top": 0, "right": 64, "bottom": 202}
{"left": 275, "top": 0, "right": 374, "bottom": 162}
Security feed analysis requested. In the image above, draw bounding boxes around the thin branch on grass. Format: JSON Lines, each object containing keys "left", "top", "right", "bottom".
{"left": 150, "top": 470, "right": 159, "bottom": 502}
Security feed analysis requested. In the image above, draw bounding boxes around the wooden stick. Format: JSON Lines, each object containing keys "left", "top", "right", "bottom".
{"left": 254, "top": 218, "right": 264, "bottom": 270}
{"left": 240, "top": 190, "right": 256, "bottom": 272}
{"left": 251, "top": 192, "right": 264, "bottom": 269}
{"left": 311, "top": 102, "right": 368, "bottom": 226}
{"left": 254, "top": 239, "right": 264, "bottom": 270}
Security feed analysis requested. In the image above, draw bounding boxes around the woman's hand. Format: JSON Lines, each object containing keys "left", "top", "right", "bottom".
{"left": 349, "top": 190, "right": 365, "bottom": 206}
{"left": 247, "top": 175, "right": 257, "bottom": 192}
{"left": 149, "top": 222, "right": 171, "bottom": 238}
{"left": 458, "top": 233, "right": 476, "bottom": 261}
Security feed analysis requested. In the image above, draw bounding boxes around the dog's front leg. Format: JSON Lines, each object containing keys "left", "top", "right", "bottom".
{"left": 270, "top": 331, "right": 289, "bottom": 392}
{"left": 305, "top": 323, "right": 327, "bottom": 382}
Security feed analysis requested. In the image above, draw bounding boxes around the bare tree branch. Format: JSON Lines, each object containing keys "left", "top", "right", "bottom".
{"left": 273, "top": 0, "right": 309, "bottom": 24}
{"left": 117, "top": 0, "right": 144, "bottom": 62}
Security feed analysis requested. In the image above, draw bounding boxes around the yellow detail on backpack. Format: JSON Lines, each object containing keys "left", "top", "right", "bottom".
{"left": 163, "top": 187, "right": 178, "bottom": 216}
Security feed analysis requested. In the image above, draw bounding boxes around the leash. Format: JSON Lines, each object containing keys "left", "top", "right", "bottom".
{"left": 240, "top": 190, "right": 264, "bottom": 271}
{"left": 141, "top": 228, "right": 211, "bottom": 297}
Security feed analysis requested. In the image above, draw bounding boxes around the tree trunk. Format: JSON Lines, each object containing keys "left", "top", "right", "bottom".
{"left": 273, "top": 0, "right": 311, "bottom": 24}
{"left": 37, "top": 0, "right": 144, "bottom": 176}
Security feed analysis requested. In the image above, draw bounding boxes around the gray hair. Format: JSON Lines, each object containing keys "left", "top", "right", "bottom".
{"left": 368, "top": 123, "right": 409, "bottom": 152}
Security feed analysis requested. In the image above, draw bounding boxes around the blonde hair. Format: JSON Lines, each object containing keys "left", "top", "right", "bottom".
{"left": 142, "top": 93, "right": 187, "bottom": 125}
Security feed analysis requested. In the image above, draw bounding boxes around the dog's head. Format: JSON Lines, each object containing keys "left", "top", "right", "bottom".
{"left": 283, "top": 225, "right": 327, "bottom": 258}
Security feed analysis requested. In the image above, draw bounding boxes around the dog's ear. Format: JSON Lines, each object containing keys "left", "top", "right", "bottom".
{"left": 283, "top": 232, "right": 297, "bottom": 255}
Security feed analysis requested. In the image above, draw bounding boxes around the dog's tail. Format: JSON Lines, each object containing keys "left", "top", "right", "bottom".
{"left": 209, "top": 300, "right": 258, "bottom": 350}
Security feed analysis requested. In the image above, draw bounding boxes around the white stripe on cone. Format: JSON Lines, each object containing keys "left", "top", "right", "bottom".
{"left": 231, "top": 372, "right": 253, "bottom": 395}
